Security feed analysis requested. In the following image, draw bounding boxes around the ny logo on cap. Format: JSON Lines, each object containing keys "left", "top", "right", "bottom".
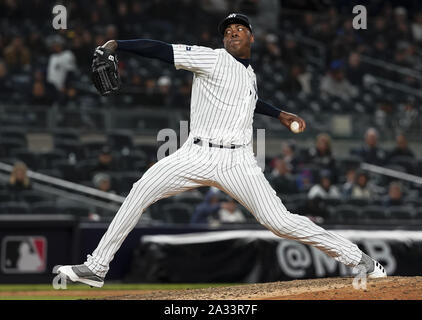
{"left": 227, "top": 13, "right": 237, "bottom": 18}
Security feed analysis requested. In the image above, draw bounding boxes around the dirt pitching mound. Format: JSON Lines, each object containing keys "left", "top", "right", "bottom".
{"left": 105, "top": 276, "right": 422, "bottom": 300}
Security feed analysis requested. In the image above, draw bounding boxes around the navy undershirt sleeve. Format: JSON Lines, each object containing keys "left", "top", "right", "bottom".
{"left": 116, "top": 39, "right": 174, "bottom": 64}
{"left": 255, "top": 98, "right": 282, "bottom": 119}
{"left": 117, "top": 40, "right": 281, "bottom": 119}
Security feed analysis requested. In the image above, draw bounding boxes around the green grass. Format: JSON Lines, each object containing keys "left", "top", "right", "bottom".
{"left": 0, "top": 283, "right": 237, "bottom": 291}
{"left": 0, "top": 283, "right": 240, "bottom": 300}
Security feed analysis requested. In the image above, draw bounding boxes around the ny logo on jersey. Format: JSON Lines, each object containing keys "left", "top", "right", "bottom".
{"left": 186, "top": 46, "right": 192, "bottom": 51}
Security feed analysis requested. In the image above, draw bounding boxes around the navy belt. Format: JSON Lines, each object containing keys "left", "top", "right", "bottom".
{"left": 193, "top": 138, "right": 240, "bottom": 149}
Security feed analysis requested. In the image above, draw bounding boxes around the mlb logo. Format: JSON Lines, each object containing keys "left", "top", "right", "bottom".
{"left": 1, "top": 236, "right": 47, "bottom": 273}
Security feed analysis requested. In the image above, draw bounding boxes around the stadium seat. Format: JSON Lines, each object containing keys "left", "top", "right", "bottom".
{"left": 59, "top": 204, "right": 91, "bottom": 217}
{"left": 413, "top": 209, "right": 422, "bottom": 220}
{"left": 388, "top": 206, "right": 414, "bottom": 220}
{"left": 135, "top": 144, "right": 158, "bottom": 162}
{"left": 18, "top": 190, "right": 49, "bottom": 203}
{"left": 51, "top": 159, "right": 77, "bottom": 182}
{"left": 337, "top": 155, "right": 362, "bottom": 174}
{"left": 149, "top": 207, "right": 171, "bottom": 223}
{"left": 328, "top": 204, "right": 362, "bottom": 224}
{"left": 416, "top": 160, "right": 422, "bottom": 176}
{"left": 39, "top": 149, "right": 67, "bottom": 169}
{"left": 0, "top": 190, "right": 12, "bottom": 202}
{"left": 52, "top": 129, "right": 80, "bottom": 143}
{"left": 37, "top": 169, "right": 64, "bottom": 179}
{"left": 172, "top": 191, "right": 204, "bottom": 208}
{"left": 112, "top": 171, "right": 140, "bottom": 195}
{"left": 161, "top": 203, "right": 194, "bottom": 224}
{"left": 10, "top": 148, "right": 40, "bottom": 170}
{"left": 31, "top": 201, "right": 59, "bottom": 214}
{"left": 240, "top": 206, "right": 259, "bottom": 224}
{"left": 388, "top": 156, "right": 417, "bottom": 174}
{"left": 0, "top": 127, "right": 27, "bottom": 142}
{"left": 402, "top": 197, "right": 422, "bottom": 208}
{"left": 107, "top": 131, "right": 134, "bottom": 150}
{"left": 55, "top": 139, "right": 85, "bottom": 160}
{"left": 282, "top": 193, "right": 308, "bottom": 208}
{"left": 75, "top": 159, "right": 99, "bottom": 181}
{"left": 82, "top": 141, "right": 108, "bottom": 158}
{"left": 345, "top": 198, "right": 372, "bottom": 207}
{"left": 322, "top": 198, "right": 343, "bottom": 208}
{"left": 0, "top": 138, "right": 27, "bottom": 157}
{"left": 361, "top": 205, "right": 390, "bottom": 221}
{"left": 0, "top": 201, "right": 31, "bottom": 214}
{"left": 118, "top": 151, "right": 148, "bottom": 171}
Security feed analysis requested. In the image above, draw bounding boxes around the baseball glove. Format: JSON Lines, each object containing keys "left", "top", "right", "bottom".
{"left": 91, "top": 46, "right": 121, "bottom": 96}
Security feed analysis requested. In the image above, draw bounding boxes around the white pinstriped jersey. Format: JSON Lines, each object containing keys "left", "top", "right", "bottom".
{"left": 82, "top": 43, "right": 364, "bottom": 279}
{"left": 172, "top": 44, "right": 258, "bottom": 146}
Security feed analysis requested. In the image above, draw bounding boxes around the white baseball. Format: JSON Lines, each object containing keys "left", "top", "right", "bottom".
{"left": 290, "top": 121, "right": 300, "bottom": 133}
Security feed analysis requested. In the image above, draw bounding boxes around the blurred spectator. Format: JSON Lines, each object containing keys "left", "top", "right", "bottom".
{"left": 105, "top": 24, "right": 118, "bottom": 40}
{"left": 393, "top": 47, "right": 412, "bottom": 69}
{"left": 370, "top": 36, "right": 390, "bottom": 61}
{"left": 345, "top": 52, "right": 365, "bottom": 86}
{"left": 141, "top": 78, "right": 163, "bottom": 106}
{"left": 394, "top": 7, "right": 408, "bottom": 24}
{"left": 264, "top": 34, "right": 281, "bottom": 59}
{"left": 157, "top": 75, "right": 172, "bottom": 107}
{"left": 382, "top": 181, "right": 404, "bottom": 207}
{"left": 8, "top": 162, "right": 32, "bottom": 192}
{"left": 47, "top": 36, "right": 77, "bottom": 92}
{"left": 374, "top": 98, "right": 394, "bottom": 128}
{"left": 387, "top": 133, "right": 415, "bottom": 160}
{"left": 269, "top": 158, "right": 297, "bottom": 195}
{"left": 0, "top": 60, "right": 12, "bottom": 100}
{"left": 411, "top": 12, "right": 422, "bottom": 44}
{"left": 90, "top": 146, "right": 117, "bottom": 177}
{"left": 312, "top": 20, "right": 335, "bottom": 44}
{"left": 27, "top": 30, "right": 47, "bottom": 59}
{"left": 30, "top": 80, "right": 52, "bottom": 106}
{"left": 299, "top": 12, "right": 315, "bottom": 37}
{"left": 295, "top": 169, "right": 313, "bottom": 193}
{"left": 190, "top": 187, "right": 221, "bottom": 224}
{"left": 71, "top": 36, "right": 93, "bottom": 70}
{"left": 320, "top": 60, "right": 358, "bottom": 100}
{"left": 218, "top": 197, "right": 246, "bottom": 223}
{"left": 281, "top": 35, "right": 304, "bottom": 66}
{"left": 280, "top": 140, "right": 299, "bottom": 171}
{"left": 368, "top": 16, "right": 388, "bottom": 44}
{"left": 93, "top": 172, "right": 115, "bottom": 193}
{"left": 396, "top": 98, "right": 419, "bottom": 131}
{"left": 308, "top": 170, "right": 341, "bottom": 200}
{"left": 170, "top": 78, "right": 192, "bottom": 108}
{"left": 305, "top": 133, "right": 337, "bottom": 181}
{"left": 354, "top": 128, "right": 386, "bottom": 165}
{"left": 3, "top": 35, "right": 31, "bottom": 71}
{"left": 349, "top": 170, "right": 374, "bottom": 200}
{"left": 280, "top": 63, "right": 311, "bottom": 95}
{"left": 341, "top": 168, "right": 356, "bottom": 198}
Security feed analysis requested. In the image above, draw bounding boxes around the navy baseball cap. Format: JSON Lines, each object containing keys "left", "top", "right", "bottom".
{"left": 218, "top": 13, "right": 253, "bottom": 35}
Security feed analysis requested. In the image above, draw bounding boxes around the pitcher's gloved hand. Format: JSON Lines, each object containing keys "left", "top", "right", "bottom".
{"left": 91, "top": 46, "right": 121, "bottom": 96}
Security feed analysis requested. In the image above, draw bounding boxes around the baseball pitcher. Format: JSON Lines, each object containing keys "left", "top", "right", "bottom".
{"left": 58, "top": 13, "right": 386, "bottom": 287}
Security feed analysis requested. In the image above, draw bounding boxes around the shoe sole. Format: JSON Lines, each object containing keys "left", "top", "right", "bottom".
{"left": 368, "top": 271, "right": 387, "bottom": 279}
{"left": 368, "top": 260, "right": 387, "bottom": 279}
{"left": 57, "top": 266, "right": 104, "bottom": 288}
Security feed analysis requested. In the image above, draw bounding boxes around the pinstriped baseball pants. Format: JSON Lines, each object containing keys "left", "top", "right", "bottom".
{"left": 85, "top": 134, "right": 363, "bottom": 278}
